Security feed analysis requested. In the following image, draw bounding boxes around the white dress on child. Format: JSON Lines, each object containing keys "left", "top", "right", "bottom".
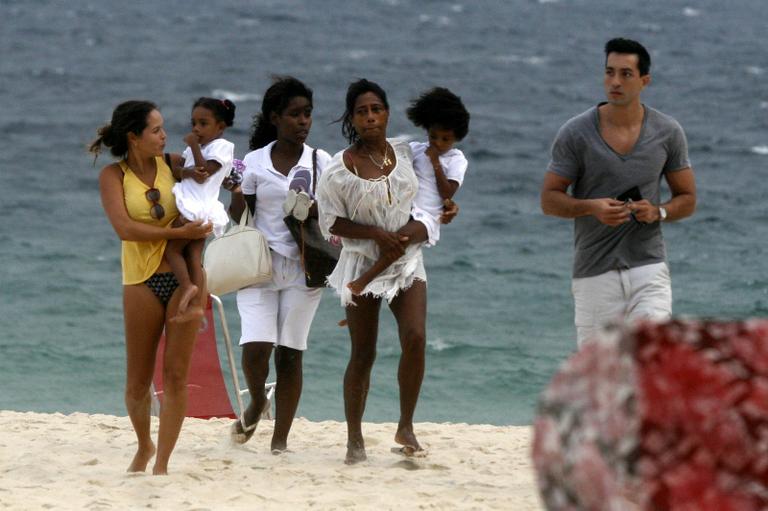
{"left": 408, "top": 141, "right": 468, "bottom": 246}
{"left": 317, "top": 138, "right": 426, "bottom": 306}
{"left": 172, "top": 138, "right": 234, "bottom": 238}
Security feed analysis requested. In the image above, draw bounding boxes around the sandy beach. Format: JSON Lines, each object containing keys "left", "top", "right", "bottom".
{"left": 0, "top": 411, "right": 540, "bottom": 510}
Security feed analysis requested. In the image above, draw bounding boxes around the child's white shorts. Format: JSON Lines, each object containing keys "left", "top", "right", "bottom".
{"left": 236, "top": 252, "right": 323, "bottom": 351}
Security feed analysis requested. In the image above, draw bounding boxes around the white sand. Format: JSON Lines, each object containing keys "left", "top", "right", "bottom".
{"left": 0, "top": 411, "right": 541, "bottom": 510}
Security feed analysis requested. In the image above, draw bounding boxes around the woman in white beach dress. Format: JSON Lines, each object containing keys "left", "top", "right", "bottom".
{"left": 317, "top": 79, "right": 436, "bottom": 465}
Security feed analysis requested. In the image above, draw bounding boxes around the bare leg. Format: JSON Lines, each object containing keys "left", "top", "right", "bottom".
{"left": 166, "top": 217, "right": 196, "bottom": 319}
{"left": 233, "top": 342, "right": 273, "bottom": 443}
{"left": 171, "top": 238, "right": 205, "bottom": 323}
{"left": 152, "top": 282, "right": 205, "bottom": 475}
{"left": 343, "top": 294, "right": 381, "bottom": 464}
{"left": 271, "top": 346, "right": 303, "bottom": 453}
{"left": 123, "top": 284, "right": 165, "bottom": 472}
{"left": 388, "top": 279, "right": 427, "bottom": 454}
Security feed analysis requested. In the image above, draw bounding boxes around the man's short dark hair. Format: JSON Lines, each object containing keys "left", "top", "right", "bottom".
{"left": 604, "top": 38, "right": 651, "bottom": 76}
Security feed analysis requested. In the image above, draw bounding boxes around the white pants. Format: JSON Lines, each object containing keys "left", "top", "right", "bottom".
{"left": 572, "top": 262, "right": 672, "bottom": 346}
{"left": 237, "top": 252, "right": 323, "bottom": 351}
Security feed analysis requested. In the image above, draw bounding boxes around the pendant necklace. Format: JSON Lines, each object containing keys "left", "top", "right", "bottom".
{"left": 367, "top": 144, "right": 392, "bottom": 170}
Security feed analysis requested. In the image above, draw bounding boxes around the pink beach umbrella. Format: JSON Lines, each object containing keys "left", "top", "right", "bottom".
{"left": 532, "top": 319, "right": 768, "bottom": 511}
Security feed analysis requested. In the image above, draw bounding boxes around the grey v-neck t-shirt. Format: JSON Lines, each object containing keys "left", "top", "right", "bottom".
{"left": 547, "top": 104, "right": 691, "bottom": 278}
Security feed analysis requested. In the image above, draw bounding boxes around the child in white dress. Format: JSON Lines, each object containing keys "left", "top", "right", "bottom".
{"left": 347, "top": 87, "right": 470, "bottom": 296}
{"left": 167, "top": 97, "right": 235, "bottom": 321}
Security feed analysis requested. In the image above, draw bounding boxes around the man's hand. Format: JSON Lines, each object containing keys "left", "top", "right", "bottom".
{"left": 627, "top": 199, "right": 661, "bottom": 224}
{"left": 590, "top": 198, "right": 632, "bottom": 226}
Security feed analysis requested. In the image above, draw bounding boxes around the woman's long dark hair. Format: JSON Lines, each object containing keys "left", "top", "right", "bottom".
{"left": 249, "top": 76, "right": 313, "bottom": 150}
{"left": 89, "top": 100, "right": 158, "bottom": 159}
{"left": 339, "top": 79, "right": 389, "bottom": 145}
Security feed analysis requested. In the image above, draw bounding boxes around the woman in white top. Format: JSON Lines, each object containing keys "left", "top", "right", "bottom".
{"left": 228, "top": 77, "right": 331, "bottom": 453}
{"left": 318, "top": 79, "right": 442, "bottom": 464}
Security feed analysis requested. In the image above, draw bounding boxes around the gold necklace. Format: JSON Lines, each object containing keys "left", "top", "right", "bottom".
{"left": 367, "top": 144, "right": 392, "bottom": 170}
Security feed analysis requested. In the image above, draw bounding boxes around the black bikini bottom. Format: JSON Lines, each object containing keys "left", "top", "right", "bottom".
{"left": 144, "top": 272, "right": 179, "bottom": 306}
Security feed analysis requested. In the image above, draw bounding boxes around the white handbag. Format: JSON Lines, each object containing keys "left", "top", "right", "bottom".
{"left": 203, "top": 209, "right": 272, "bottom": 296}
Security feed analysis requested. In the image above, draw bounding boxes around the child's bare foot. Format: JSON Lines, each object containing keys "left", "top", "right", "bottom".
{"left": 127, "top": 443, "right": 156, "bottom": 472}
{"left": 171, "top": 305, "right": 204, "bottom": 323}
{"left": 177, "top": 284, "right": 199, "bottom": 317}
{"left": 347, "top": 280, "right": 367, "bottom": 296}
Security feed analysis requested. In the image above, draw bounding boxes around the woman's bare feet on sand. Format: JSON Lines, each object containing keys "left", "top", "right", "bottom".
{"left": 127, "top": 443, "right": 156, "bottom": 472}
{"left": 345, "top": 439, "right": 367, "bottom": 465}
{"left": 394, "top": 427, "right": 426, "bottom": 457}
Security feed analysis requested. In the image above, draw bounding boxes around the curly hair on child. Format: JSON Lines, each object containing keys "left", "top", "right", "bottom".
{"left": 406, "top": 87, "right": 470, "bottom": 141}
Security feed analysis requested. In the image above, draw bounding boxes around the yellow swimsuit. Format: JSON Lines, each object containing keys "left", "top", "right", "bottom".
{"left": 119, "top": 157, "right": 179, "bottom": 285}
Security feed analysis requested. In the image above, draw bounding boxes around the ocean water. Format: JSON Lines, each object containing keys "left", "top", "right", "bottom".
{"left": 0, "top": 0, "right": 766, "bottom": 427}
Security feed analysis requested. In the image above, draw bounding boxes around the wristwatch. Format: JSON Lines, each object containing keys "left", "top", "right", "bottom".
{"left": 658, "top": 206, "right": 668, "bottom": 222}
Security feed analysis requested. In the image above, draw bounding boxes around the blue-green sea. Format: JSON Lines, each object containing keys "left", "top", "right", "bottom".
{"left": 1, "top": 0, "right": 766, "bottom": 426}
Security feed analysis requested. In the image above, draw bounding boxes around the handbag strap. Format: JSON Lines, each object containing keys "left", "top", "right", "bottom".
{"left": 239, "top": 205, "right": 252, "bottom": 227}
{"left": 311, "top": 149, "right": 317, "bottom": 196}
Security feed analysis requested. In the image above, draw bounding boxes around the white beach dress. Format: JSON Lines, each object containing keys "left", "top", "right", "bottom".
{"left": 317, "top": 138, "right": 426, "bottom": 306}
{"left": 172, "top": 137, "right": 234, "bottom": 238}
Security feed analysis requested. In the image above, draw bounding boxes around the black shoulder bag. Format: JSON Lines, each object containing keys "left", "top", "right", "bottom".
{"left": 284, "top": 150, "right": 341, "bottom": 288}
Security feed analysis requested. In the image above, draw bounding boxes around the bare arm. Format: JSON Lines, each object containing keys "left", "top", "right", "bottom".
{"left": 425, "top": 146, "right": 460, "bottom": 200}
{"left": 99, "top": 164, "right": 211, "bottom": 241}
{"left": 540, "top": 171, "right": 631, "bottom": 226}
{"left": 330, "top": 217, "right": 406, "bottom": 259}
{"left": 629, "top": 167, "right": 696, "bottom": 223}
{"left": 182, "top": 134, "right": 222, "bottom": 183}
{"left": 228, "top": 187, "right": 256, "bottom": 223}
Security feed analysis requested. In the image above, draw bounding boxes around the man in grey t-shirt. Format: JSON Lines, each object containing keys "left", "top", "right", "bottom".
{"left": 541, "top": 38, "right": 697, "bottom": 345}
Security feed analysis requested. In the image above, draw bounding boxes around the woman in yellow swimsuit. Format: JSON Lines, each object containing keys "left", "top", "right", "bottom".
{"left": 91, "top": 100, "right": 212, "bottom": 475}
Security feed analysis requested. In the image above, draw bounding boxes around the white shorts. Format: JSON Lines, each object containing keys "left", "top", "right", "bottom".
{"left": 571, "top": 262, "right": 672, "bottom": 347}
{"left": 236, "top": 252, "right": 323, "bottom": 351}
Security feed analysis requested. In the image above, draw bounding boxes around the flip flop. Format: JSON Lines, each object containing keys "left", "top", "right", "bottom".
{"left": 390, "top": 445, "right": 427, "bottom": 458}
{"left": 231, "top": 418, "right": 258, "bottom": 445}
{"left": 282, "top": 189, "right": 298, "bottom": 217}
{"left": 291, "top": 191, "right": 313, "bottom": 221}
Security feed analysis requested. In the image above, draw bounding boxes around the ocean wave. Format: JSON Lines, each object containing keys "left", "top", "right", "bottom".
{"left": 211, "top": 89, "right": 261, "bottom": 102}
{"left": 639, "top": 22, "right": 662, "bottom": 33}
{"left": 682, "top": 7, "right": 701, "bottom": 17}
{"left": 234, "top": 18, "right": 259, "bottom": 28}
{"left": 427, "top": 337, "right": 453, "bottom": 352}
{"left": 345, "top": 50, "right": 371, "bottom": 60}
{"left": 494, "top": 54, "right": 549, "bottom": 66}
{"left": 466, "top": 148, "right": 504, "bottom": 160}
{"left": 417, "top": 14, "right": 453, "bottom": 27}
{"left": 746, "top": 66, "right": 765, "bottom": 76}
